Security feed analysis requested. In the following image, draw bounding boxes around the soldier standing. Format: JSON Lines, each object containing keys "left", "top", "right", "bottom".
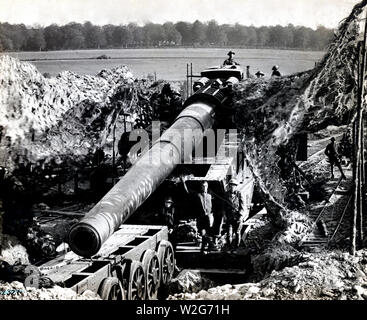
{"left": 160, "top": 196, "right": 175, "bottom": 231}
{"left": 155, "top": 196, "right": 177, "bottom": 249}
{"left": 224, "top": 178, "right": 246, "bottom": 249}
{"left": 246, "top": 65, "right": 252, "bottom": 78}
{"left": 181, "top": 177, "right": 216, "bottom": 252}
{"left": 223, "top": 51, "right": 240, "bottom": 66}
{"left": 325, "top": 137, "right": 347, "bottom": 179}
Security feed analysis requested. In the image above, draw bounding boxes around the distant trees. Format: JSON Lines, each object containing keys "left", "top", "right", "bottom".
{"left": 0, "top": 23, "right": 27, "bottom": 51}
{"left": 163, "top": 22, "right": 182, "bottom": 45}
{"left": 293, "top": 26, "right": 312, "bottom": 49}
{"left": 0, "top": 20, "right": 335, "bottom": 52}
{"left": 61, "top": 23, "right": 85, "bottom": 49}
{"left": 83, "top": 22, "right": 106, "bottom": 48}
{"left": 112, "top": 25, "right": 132, "bottom": 47}
{"left": 191, "top": 20, "right": 206, "bottom": 45}
{"left": 143, "top": 23, "right": 165, "bottom": 46}
{"left": 44, "top": 24, "right": 63, "bottom": 50}
{"left": 25, "top": 27, "right": 46, "bottom": 51}
{"left": 174, "top": 22, "right": 192, "bottom": 45}
{"left": 206, "top": 20, "right": 227, "bottom": 46}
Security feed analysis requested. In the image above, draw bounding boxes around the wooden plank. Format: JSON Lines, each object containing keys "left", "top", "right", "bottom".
{"left": 190, "top": 268, "right": 247, "bottom": 275}
{"left": 37, "top": 209, "right": 85, "bottom": 217}
{"left": 40, "top": 261, "right": 91, "bottom": 283}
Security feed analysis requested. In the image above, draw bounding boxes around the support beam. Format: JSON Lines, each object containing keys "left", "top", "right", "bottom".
{"left": 352, "top": 8, "right": 367, "bottom": 255}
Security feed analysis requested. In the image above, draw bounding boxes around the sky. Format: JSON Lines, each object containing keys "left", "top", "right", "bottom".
{"left": 0, "top": 0, "right": 360, "bottom": 29}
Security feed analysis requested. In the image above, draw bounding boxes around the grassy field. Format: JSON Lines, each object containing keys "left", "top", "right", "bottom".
{"left": 1, "top": 48, "right": 325, "bottom": 81}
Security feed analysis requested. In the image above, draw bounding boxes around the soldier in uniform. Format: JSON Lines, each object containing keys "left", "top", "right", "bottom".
{"left": 224, "top": 178, "right": 246, "bottom": 249}
{"left": 159, "top": 196, "right": 175, "bottom": 231}
{"left": 155, "top": 196, "right": 177, "bottom": 249}
{"left": 271, "top": 65, "right": 281, "bottom": 77}
{"left": 325, "top": 137, "right": 347, "bottom": 179}
{"left": 223, "top": 51, "right": 240, "bottom": 66}
{"left": 181, "top": 177, "right": 216, "bottom": 252}
{"left": 246, "top": 65, "right": 252, "bottom": 78}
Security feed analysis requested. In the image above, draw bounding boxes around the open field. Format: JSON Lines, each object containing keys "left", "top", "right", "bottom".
{"left": 1, "top": 48, "right": 324, "bottom": 80}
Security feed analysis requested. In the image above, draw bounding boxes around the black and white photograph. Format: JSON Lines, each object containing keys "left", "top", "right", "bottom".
{"left": 0, "top": 0, "right": 366, "bottom": 307}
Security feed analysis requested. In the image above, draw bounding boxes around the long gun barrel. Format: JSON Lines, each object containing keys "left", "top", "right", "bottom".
{"left": 68, "top": 81, "right": 230, "bottom": 257}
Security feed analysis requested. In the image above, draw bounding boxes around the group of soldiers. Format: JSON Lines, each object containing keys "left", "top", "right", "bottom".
{"left": 158, "top": 176, "right": 247, "bottom": 253}
{"left": 222, "top": 50, "right": 282, "bottom": 78}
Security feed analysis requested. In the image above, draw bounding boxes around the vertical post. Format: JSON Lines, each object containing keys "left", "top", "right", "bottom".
{"left": 353, "top": 121, "right": 356, "bottom": 181}
{"left": 0, "top": 197, "right": 3, "bottom": 250}
{"left": 360, "top": 39, "right": 366, "bottom": 243}
{"left": 355, "top": 43, "right": 361, "bottom": 251}
{"left": 362, "top": 113, "right": 365, "bottom": 243}
{"left": 123, "top": 114, "right": 127, "bottom": 172}
{"left": 352, "top": 144, "right": 359, "bottom": 255}
{"left": 190, "top": 63, "right": 193, "bottom": 96}
{"left": 112, "top": 124, "right": 116, "bottom": 180}
{"left": 186, "top": 63, "right": 189, "bottom": 99}
{"left": 358, "top": 91, "right": 366, "bottom": 244}
{"left": 352, "top": 46, "right": 360, "bottom": 255}
{"left": 352, "top": 8, "right": 367, "bottom": 254}
{"left": 359, "top": 11, "right": 367, "bottom": 246}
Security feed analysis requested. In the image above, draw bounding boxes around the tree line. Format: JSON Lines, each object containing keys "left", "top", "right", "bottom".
{"left": 0, "top": 20, "right": 335, "bottom": 52}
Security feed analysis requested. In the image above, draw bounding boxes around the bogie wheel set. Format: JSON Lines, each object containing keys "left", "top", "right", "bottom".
{"left": 97, "top": 240, "right": 175, "bottom": 300}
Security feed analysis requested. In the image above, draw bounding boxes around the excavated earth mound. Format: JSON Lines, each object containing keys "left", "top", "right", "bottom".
{"left": 0, "top": 56, "right": 173, "bottom": 173}
{"left": 0, "top": 281, "right": 100, "bottom": 300}
{"left": 0, "top": 234, "right": 29, "bottom": 265}
{"left": 169, "top": 249, "right": 367, "bottom": 300}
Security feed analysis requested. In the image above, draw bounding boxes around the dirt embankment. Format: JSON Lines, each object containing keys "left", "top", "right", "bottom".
{"left": 0, "top": 281, "right": 101, "bottom": 300}
{"left": 0, "top": 55, "right": 183, "bottom": 174}
{"left": 169, "top": 249, "right": 367, "bottom": 300}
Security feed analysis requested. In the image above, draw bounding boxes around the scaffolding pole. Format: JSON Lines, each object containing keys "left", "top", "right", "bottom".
{"left": 352, "top": 8, "right": 367, "bottom": 254}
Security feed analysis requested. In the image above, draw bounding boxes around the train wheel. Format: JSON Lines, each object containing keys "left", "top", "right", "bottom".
{"left": 127, "top": 261, "right": 146, "bottom": 300}
{"left": 141, "top": 249, "right": 160, "bottom": 300}
{"left": 98, "top": 277, "right": 125, "bottom": 300}
{"left": 157, "top": 240, "right": 175, "bottom": 286}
